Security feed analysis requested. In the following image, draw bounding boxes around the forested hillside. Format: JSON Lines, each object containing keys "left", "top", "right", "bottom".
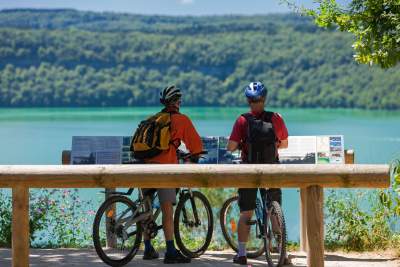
{"left": 0, "top": 9, "right": 399, "bottom": 109}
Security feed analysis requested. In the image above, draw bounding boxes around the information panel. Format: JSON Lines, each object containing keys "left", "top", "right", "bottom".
{"left": 71, "top": 135, "right": 344, "bottom": 165}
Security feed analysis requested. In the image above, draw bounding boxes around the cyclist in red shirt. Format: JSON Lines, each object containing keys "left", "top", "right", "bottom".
{"left": 227, "top": 81, "right": 289, "bottom": 265}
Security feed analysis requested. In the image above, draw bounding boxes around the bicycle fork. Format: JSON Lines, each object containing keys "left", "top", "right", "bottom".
{"left": 180, "top": 190, "right": 201, "bottom": 227}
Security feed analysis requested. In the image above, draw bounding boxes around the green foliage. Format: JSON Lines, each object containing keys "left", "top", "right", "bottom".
{"left": 0, "top": 189, "right": 95, "bottom": 248}
{"left": 325, "top": 190, "right": 392, "bottom": 251}
{"left": 304, "top": 0, "right": 400, "bottom": 68}
{"left": 0, "top": 192, "right": 11, "bottom": 247}
{"left": 0, "top": 9, "right": 399, "bottom": 109}
{"left": 325, "top": 163, "right": 400, "bottom": 252}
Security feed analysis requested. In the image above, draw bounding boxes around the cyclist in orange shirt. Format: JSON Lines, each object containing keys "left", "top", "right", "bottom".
{"left": 142, "top": 85, "right": 203, "bottom": 264}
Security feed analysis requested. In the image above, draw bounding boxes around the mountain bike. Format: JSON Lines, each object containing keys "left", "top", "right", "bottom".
{"left": 92, "top": 151, "right": 213, "bottom": 267}
{"left": 220, "top": 188, "right": 287, "bottom": 267}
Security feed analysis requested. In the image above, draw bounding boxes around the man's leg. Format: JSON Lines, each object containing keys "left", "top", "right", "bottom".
{"left": 143, "top": 232, "right": 159, "bottom": 259}
{"left": 237, "top": 210, "right": 254, "bottom": 256}
{"left": 234, "top": 188, "right": 257, "bottom": 265}
{"left": 160, "top": 201, "right": 175, "bottom": 254}
{"left": 142, "top": 189, "right": 159, "bottom": 260}
{"left": 158, "top": 189, "right": 190, "bottom": 264}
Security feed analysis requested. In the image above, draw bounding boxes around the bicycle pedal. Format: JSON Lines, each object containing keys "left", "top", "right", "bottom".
{"left": 246, "top": 220, "right": 257, "bottom": 225}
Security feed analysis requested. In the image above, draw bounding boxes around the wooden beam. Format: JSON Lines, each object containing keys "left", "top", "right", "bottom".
{"left": 12, "top": 186, "right": 29, "bottom": 267}
{"left": 306, "top": 185, "right": 324, "bottom": 267}
{"left": 0, "top": 164, "right": 390, "bottom": 188}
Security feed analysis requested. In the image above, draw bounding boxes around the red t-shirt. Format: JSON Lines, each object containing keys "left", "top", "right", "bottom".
{"left": 229, "top": 110, "right": 288, "bottom": 162}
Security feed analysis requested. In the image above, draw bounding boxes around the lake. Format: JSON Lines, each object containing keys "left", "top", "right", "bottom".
{"left": 0, "top": 107, "right": 399, "bottom": 242}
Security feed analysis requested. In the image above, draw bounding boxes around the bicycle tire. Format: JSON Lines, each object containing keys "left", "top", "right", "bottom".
{"left": 93, "top": 195, "right": 142, "bottom": 267}
{"left": 220, "top": 196, "right": 265, "bottom": 258}
{"left": 264, "top": 201, "right": 287, "bottom": 267}
{"left": 174, "top": 191, "right": 214, "bottom": 258}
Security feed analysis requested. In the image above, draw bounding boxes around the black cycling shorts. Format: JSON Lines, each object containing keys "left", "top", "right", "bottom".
{"left": 238, "top": 188, "right": 282, "bottom": 212}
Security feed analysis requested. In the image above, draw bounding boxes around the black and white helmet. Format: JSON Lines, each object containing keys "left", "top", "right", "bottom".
{"left": 160, "top": 85, "right": 182, "bottom": 105}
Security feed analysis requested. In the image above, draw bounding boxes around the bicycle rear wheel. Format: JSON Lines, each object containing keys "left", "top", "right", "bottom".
{"left": 93, "top": 195, "right": 142, "bottom": 267}
{"left": 264, "top": 201, "right": 287, "bottom": 267}
{"left": 220, "top": 196, "right": 264, "bottom": 258}
{"left": 174, "top": 191, "right": 214, "bottom": 258}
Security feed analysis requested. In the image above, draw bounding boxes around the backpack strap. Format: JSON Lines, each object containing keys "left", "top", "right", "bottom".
{"left": 241, "top": 113, "right": 255, "bottom": 145}
{"left": 161, "top": 108, "right": 181, "bottom": 149}
{"left": 241, "top": 112, "right": 254, "bottom": 121}
{"left": 262, "top": 111, "right": 274, "bottom": 123}
{"left": 263, "top": 111, "right": 277, "bottom": 143}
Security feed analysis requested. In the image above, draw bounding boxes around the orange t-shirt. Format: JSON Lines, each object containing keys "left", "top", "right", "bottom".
{"left": 145, "top": 113, "right": 203, "bottom": 164}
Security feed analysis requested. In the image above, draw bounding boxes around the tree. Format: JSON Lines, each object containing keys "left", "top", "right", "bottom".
{"left": 287, "top": 0, "right": 400, "bottom": 68}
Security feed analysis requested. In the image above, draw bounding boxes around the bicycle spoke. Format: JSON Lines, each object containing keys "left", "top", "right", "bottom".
{"left": 93, "top": 196, "right": 142, "bottom": 266}
{"left": 264, "top": 201, "right": 287, "bottom": 267}
{"left": 174, "top": 191, "right": 213, "bottom": 258}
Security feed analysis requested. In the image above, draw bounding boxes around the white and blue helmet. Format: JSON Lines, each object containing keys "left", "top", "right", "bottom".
{"left": 160, "top": 85, "right": 182, "bottom": 105}
{"left": 244, "top": 81, "right": 267, "bottom": 100}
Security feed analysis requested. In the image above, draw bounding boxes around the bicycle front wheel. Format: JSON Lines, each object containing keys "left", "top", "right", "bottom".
{"left": 220, "top": 196, "right": 265, "bottom": 258}
{"left": 174, "top": 191, "right": 214, "bottom": 258}
{"left": 264, "top": 201, "right": 287, "bottom": 267}
{"left": 93, "top": 195, "right": 142, "bottom": 267}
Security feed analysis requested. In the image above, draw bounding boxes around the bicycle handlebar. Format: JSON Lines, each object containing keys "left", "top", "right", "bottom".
{"left": 177, "top": 150, "right": 208, "bottom": 162}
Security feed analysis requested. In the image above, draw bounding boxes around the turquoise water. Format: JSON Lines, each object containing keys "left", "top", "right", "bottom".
{"left": 0, "top": 107, "right": 399, "bottom": 242}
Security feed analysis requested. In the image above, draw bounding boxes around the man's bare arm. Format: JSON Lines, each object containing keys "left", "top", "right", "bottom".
{"left": 277, "top": 139, "right": 288, "bottom": 149}
{"left": 227, "top": 140, "right": 239, "bottom": 152}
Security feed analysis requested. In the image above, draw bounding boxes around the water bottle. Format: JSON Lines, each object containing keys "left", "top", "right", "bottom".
{"left": 152, "top": 196, "right": 160, "bottom": 210}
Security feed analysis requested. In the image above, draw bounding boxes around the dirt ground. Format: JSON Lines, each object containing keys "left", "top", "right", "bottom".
{"left": 0, "top": 249, "right": 398, "bottom": 266}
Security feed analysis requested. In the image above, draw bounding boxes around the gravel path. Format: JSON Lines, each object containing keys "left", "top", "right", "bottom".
{"left": 0, "top": 249, "right": 398, "bottom": 266}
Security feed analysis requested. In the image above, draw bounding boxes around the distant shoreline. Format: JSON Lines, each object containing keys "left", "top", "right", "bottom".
{"left": 0, "top": 9, "right": 399, "bottom": 109}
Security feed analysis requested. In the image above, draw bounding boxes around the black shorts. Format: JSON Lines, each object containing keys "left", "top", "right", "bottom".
{"left": 238, "top": 188, "right": 282, "bottom": 212}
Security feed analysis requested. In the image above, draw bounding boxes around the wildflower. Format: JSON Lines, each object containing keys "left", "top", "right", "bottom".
{"left": 63, "top": 190, "right": 70, "bottom": 197}
{"left": 87, "top": 210, "right": 96, "bottom": 216}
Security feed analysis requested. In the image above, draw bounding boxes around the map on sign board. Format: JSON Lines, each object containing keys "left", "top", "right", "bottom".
{"left": 71, "top": 135, "right": 344, "bottom": 165}
{"left": 316, "top": 135, "right": 345, "bottom": 164}
{"left": 71, "top": 136, "right": 123, "bottom": 164}
{"left": 177, "top": 136, "right": 240, "bottom": 164}
{"left": 279, "top": 135, "right": 344, "bottom": 164}
{"left": 279, "top": 136, "right": 317, "bottom": 164}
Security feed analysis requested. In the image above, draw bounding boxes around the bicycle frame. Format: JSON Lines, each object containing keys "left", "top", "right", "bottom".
{"left": 255, "top": 188, "right": 273, "bottom": 239}
{"left": 116, "top": 149, "right": 207, "bottom": 232}
{"left": 112, "top": 187, "right": 200, "bottom": 238}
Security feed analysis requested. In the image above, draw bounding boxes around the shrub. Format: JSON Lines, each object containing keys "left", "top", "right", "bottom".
{"left": 0, "top": 189, "right": 95, "bottom": 248}
{"left": 325, "top": 160, "right": 400, "bottom": 252}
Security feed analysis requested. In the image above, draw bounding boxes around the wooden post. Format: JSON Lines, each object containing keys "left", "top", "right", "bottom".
{"left": 300, "top": 188, "right": 308, "bottom": 252}
{"left": 345, "top": 149, "right": 355, "bottom": 164}
{"left": 105, "top": 188, "right": 117, "bottom": 248}
{"left": 306, "top": 185, "right": 324, "bottom": 267}
{"left": 62, "top": 150, "right": 71, "bottom": 165}
{"left": 12, "top": 186, "right": 29, "bottom": 267}
{"left": 300, "top": 149, "right": 355, "bottom": 252}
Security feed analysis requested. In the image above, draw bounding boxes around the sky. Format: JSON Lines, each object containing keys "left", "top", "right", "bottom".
{"left": 0, "top": 0, "right": 349, "bottom": 16}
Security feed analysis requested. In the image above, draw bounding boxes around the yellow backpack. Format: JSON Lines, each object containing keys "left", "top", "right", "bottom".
{"left": 130, "top": 112, "right": 172, "bottom": 159}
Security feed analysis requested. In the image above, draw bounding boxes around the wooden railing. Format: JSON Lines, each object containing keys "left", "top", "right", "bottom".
{"left": 1, "top": 161, "right": 390, "bottom": 267}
